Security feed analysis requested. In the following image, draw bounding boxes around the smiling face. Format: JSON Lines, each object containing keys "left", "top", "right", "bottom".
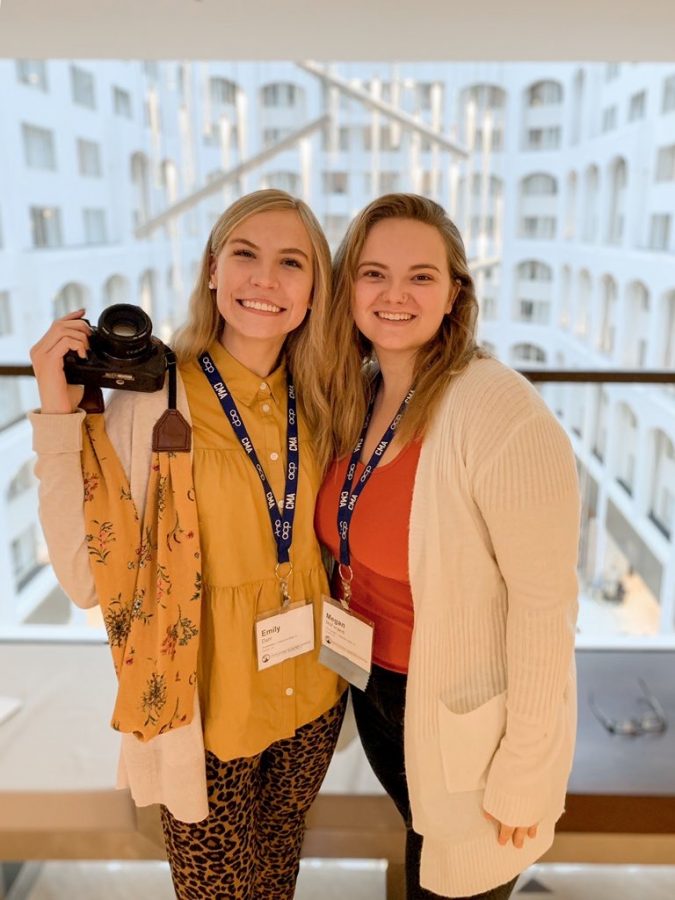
{"left": 352, "top": 217, "right": 459, "bottom": 362}
{"left": 210, "top": 209, "right": 314, "bottom": 353}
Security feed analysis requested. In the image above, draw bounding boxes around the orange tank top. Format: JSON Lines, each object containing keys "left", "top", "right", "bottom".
{"left": 315, "top": 440, "right": 421, "bottom": 674}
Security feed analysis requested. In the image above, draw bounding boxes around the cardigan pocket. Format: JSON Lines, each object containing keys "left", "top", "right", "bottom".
{"left": 437, "top": 691, "right": 507, "bottom": 792}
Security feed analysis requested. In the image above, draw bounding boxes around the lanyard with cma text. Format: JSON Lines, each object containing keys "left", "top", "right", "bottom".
{"left": 199, "top": 352, "right": 299, "bottom": 605}
{"left": 337, "top": 383, "right": 415, "bottom": 604}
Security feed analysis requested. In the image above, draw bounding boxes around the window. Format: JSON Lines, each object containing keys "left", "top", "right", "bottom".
{"left": 53, "top": 283, "right": 86, "bottom": 318}
{"left": 113, "top": 87, "right": 132, "bottom": 118}
{"left": 322, "top": 172, "right": 349, "bottom": 195}
{"left": 11, "top": 526, "right": 40, "bottom": 591}
{"left": 416, "top": 82, "right": 441, "bottom": 110}
{"left": 261, "top": 83, "right": 301, "bottom": 108}
{"left": 650, "top": 432, "right": 675, "bottom": 539}
{"left": 70, "top": 65, "right": 96, "bottom": 109}
{"left": 527, "top": 80, "right": 563, "bottom": 106}
{"left": 628, "top": 90, "right": 646, "bottom": 121}
{"left": 517, "top": 300, "right": 550, "bottom": 324}
{"left": 649, "top": 214, "right": 672, "bottom": 251}
{"left": 210, "top": 78, "right": 238, "bottom": 105}
{"left": 0, "top": 292, "right": 12, "bottom": 336}
{"left": 512, "top": 343, "right": 547, "bottom": 363}
{"left": 616, "top": 405, "right": 637, "bottom": 495}
{"left": 655, "top": 145, "right": 675, "bottom": 182}
{"left": 526, "top": 127, "right": 561, "bottom": 150}
{"left": 522, "top": 173, "right": 557, "bottom": 195}
{"left": 662, "top": 75, "right": 675, "bottom": 113}
{"left": 83, "top": 209, "right": 108, "bottom": 245}
{"left": 518, "top": 261, "right": 553, "bottom": 281}
{"left": 605, "top": 63, "right": 621, "bottom": 81}
{"left": 30, "top": 207, "right": 62, "bottom": 248}
{"left": 77, "top": 139, "right": 102, "bottom": 177}
{"left": 462, "top": 84, "right": 506, "bottom": 111}
{"left": 521, "top": 217, "right": 556, "bottom": 239}
{"left": 7, "top": 462, "right": 35, "bottom": 501}
{"left": 16, "top": 60, "right": 48, "bottom": 91}
{"left": 264, "top": 171, "right": 300, "bottom": 193}
{"left": 601, "top": 106, "right": 617, "bottom": 132}
{"left": 21, "top": 124, "right": 56, "bottom": 170}
{"left": 474, "top": 127, "right": 504, "bottom": 151}
{"left": 322, "top": 125, "right": 350, "bottom": 152}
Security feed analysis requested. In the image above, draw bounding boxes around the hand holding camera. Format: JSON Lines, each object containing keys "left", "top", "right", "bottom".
{"left": 31, "top": 304, "right": 168, "bottom": 415}
{"left": 30, "top": 308, "right": 90, "bottom": 414}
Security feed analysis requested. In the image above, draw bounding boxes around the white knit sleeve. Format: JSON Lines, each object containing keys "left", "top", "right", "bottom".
{"left": 473, "top": 411, "right": 580, "bottom": 826}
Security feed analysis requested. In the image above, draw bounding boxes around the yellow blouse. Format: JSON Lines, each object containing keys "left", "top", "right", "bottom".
{"left": 180, "top": 341, "right": 343, "bottom": 762}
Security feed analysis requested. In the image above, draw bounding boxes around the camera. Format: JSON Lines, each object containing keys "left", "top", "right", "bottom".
{"left": 63, "top": 304, "right": 167, "bottom": 393}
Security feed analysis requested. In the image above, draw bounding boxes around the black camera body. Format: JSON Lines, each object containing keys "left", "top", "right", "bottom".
{"left": 63, "top": 304, "right": 167, "bottom": 393}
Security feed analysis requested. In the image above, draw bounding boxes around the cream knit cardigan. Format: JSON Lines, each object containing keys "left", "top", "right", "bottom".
{"left": 405, "top": 356, "right": 580, "bottom": 895}
{"left": 32, "top": 355, "right": 580, "bottom": 895}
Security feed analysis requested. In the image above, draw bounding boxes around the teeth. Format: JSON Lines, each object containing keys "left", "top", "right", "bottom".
{"left": 376, "top": 312, "right": 414, "bottom": 321}
{"left": 240, "top": 299, "right": 282, "bottom": 313}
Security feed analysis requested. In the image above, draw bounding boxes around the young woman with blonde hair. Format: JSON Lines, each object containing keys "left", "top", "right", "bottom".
{"left": 30, "top": 189, "right": 346, "bottom": 899}
{"left": 315, "top": 193, "right": 580, "bottom": 899}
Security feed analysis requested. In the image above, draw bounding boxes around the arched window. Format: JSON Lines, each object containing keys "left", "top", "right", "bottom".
{"left": 623, "top": 281, "right": 650, "bottom": 367}
{"left": 607, "top": 157, "right": 628, "bottom": 245}
{"left": 582, "top": 165, "right": 600, "bottom": 241}
{"left": 564, "top": 171, "right": 577, "bottom": 239}
{"left": 599, "top": 275, "right": 618, "bottom": 355}
{"left": 103, "top": 275, "right": 130, "bottom": 307}
{"left": 139, "top": 270, "right": 157, "bottom": 318}
{"left": 650, "top": 431, "right": 675, "bottom": 538}
{"left": 53, "top": 282, "right": 88, "bottom": 319}
{"left": 209, "top": 77, "right": 238, "bottom": 106}
{"left": 517, "top": 260, "right": 553, "bottom": 281}
{"left": 521, "top": 173, "right": 558, "bottom": 196}
{"left": 575, "top": 270, "right": 592, "bottom": 338}
{"left": 616, "top": 404, "right": 638, "bottom": 495}
{"left": 511, "top": 343, "right": 547, "bottom": 364}
{"left": 130, "top": 151, "right": 151, "bottom": 223}
{"left": 526, "top": 80, "right": 563, "bottom": 106}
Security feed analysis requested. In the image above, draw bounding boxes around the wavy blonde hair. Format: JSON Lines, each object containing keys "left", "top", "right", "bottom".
{"left": 173, "top": 189, "right": 332, "bottom": 462}
{"left": 319, "top": 193, "right": 483, "bottom": 464}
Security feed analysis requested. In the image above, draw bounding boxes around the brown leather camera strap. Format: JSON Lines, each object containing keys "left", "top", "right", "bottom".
{"left": 152, "top": 347, "right": 192, "bottom": 453}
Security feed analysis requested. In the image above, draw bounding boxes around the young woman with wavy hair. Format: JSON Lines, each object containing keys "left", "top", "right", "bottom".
{"left": 315, "top": 194, "right": 580, "bottom": 899}
{"left": 30, "top": 189, "right": 346, "bottom": 899}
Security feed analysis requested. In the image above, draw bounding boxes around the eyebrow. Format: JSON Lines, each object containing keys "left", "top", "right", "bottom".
{"left": 357, "top": 260, "right": 441, "bottom": 273}
{"left": 230, "top": 237, "right": 310, "bottom": 261}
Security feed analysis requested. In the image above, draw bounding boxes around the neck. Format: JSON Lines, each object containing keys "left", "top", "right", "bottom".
{"left": 220, "top": 328, "right": 285, "bottom": 378}
{"left": 375, "top": 348, "right": 416, "bottom": 404}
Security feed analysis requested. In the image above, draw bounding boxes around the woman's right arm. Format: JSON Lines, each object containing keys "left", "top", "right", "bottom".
{"left": 29, "top": 309, "right": 98, "bottom": 608}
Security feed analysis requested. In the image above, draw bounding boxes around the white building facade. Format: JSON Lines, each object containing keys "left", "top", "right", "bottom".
{"left": 0, "top": 60, "right": 673, "bottom": 637}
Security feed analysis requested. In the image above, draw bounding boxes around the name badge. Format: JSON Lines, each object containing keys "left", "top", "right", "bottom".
{"left": 319, "top": 595, "right": 373, "bottom": 691}
{"left": 255, "top": 602, "right": 315, "bottom": 671}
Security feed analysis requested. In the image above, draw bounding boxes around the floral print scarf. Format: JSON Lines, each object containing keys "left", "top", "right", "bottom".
{"left": 81, "top": 411, "right": 202, "bottom": 741}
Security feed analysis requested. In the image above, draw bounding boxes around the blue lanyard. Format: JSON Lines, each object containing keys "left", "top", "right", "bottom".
{"left": 337, "top": 383, "right": 415, "bottom": 574}
{"left": 199, "top": 352, "right": 298, "bottom": 568}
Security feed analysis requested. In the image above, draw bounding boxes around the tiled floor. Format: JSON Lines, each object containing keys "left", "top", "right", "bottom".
{"left": 6, "top": 860, "right": 675, "bottom": 899}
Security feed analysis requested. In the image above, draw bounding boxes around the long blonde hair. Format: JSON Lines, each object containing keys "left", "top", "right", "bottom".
{"left": 320, "top": 193, "right": 483, "bottom": 463}
{"left": 173, "top": 190, "right": 332, "bottom": 462}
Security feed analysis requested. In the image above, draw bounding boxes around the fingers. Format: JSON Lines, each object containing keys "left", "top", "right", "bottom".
{"left": 482, "top": 809, "right": 538, "bottom": 848}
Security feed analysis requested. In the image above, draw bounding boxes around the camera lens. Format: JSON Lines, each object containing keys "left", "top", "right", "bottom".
{"left": 97, "top": 304, "right": 154, "bottom": 361}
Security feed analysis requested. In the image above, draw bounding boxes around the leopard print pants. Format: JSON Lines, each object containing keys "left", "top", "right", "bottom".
{"left": 161, "top": 694, "right": 347, "bottom": 900}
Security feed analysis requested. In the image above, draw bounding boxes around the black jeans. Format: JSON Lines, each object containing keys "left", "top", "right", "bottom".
{"left": 351, "top": 665, "right": 518, "bottom": 900}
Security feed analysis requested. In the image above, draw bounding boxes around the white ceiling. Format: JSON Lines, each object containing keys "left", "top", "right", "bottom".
{"left": 1, "top": 0, "right": 674, "bottom": 60}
